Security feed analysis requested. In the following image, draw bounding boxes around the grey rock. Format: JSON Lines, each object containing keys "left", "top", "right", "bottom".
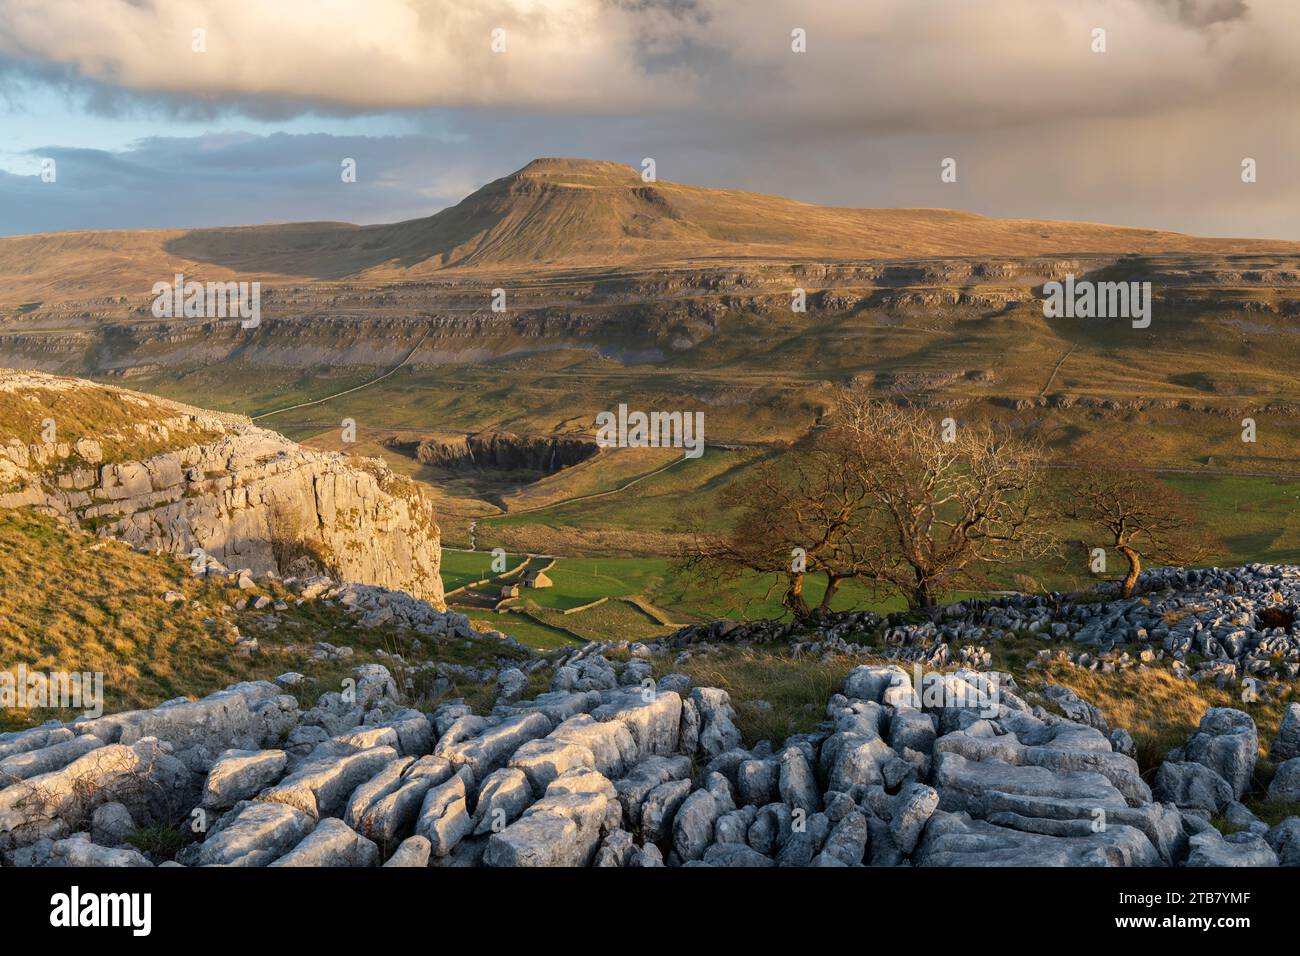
{"left": 1184, "top": 708, "right": 1258, "bottom": 800}
{"left": 672, "top": 788, "right": 722, "bottom": 862}
{"left": 202, "top": 749, "right": 287, "bottom": 809}
{"left": 415, "top": 767, "right": 475, "bottom": 857}
{"left": 640, "top": 778, "right": 693, "bottom": 846}
{"left": 594, "top": 828, "right": 636, "bottom": 867}
{"left": 612, "top": 755, "right": 691, "bottom": 828}
{"left": 747, "top": 802, "right": 793, "bottom": 855}
{"left": 1268, "top": 757, "right": 1300, "bottom": 802}
{"left": 508, "top": 738, "right": 595, "bottom": 793}
{"left": 270, "top": 817, "right": 379, "bottom": 867}
{"left": 1152, "top": 761, "right": 1234, "bottom": 815}
{"left": 47, "top": 833, "right": 152, "bottom": 867}
{"left": 89, "top": 802, "right": 137, "bottom": 847}
{"left": 628, "top": 843, "right": 664, "bottom": 867}
{"left": 483, "top": 769, "right": 618, "bottom": 867}
{"left": 1265, "top": 817, "right": 1300, "bottom": 866}
{"left": 197, "top": 801, "right": 316, "bottom": 867}
{"left": 916, "top": 811, "right": 1160, "bottom": 866}
{"left": 775, "top": 811, "right": 830, "bottom": 867}
{"left": 890, "top": 783, "right": 939, "bottom": 855}
{"left": 1270, "top": 703, "right": 1300, "bottom": 762}
{"left": 473, "top": 767, "right": 534, "bottom": 836}
{"left": 778, "top": 746, "right": 821, "bottom": 813}
{"left": 383, "top": 835, "right": 431, "bottom": 867}
{"left": 690, "top": 687, "right": 743, "bottom": 759}
{"left": 843, "top": 665, "right": 911, "bottom": 703}
{"left": 818, "top": 809, "right": 868, "bottom": 865}
{"left": 1185, "top": 828, "right": 1278, "bottom": 867}
{"left": 259, "top": 745, "right": 398, "bottom": 820}
{"left": 702, "top": 843, "right": 774, "bottom": 867}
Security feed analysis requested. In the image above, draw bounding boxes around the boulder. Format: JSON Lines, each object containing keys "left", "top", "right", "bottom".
{"left": 89, "top": 802, "right": 137, "bottom": 847}
{"left": 1266, "top": 817, "right": 1300, "bottom": 867}
{"left": 414, "top": 768, "right": 475, "bottom": 857}
{"left": 1185, "top": 828, "right": 1279, "bottom": 867}
{"left": 672, "top": 788, "right": 723, "bottom": 862}
{"left": 259, "top": 745, "right": 398, "bottom": 819}
{"left": 778, "top": 746, "right": 821, "bottom": 814}
{"left": 890, "top": 783, "right": 939, "bottom": 855}
{"left": 1152, "top": 761, "right": 1234, "bottom": 815}
{"left": 1270, "top": 704, "right": 1300, "bottom": 763}
{"left": 1184, "top": 708, "right": 1258, "bottom": 800}
{"left": 202, "top": 749, "right": 288, "bottom": 809}
{"left": 383, "top": 835, "right": 432, "bottom": 868}
{"left": 508, "top": 738, "right": 595, "bottom": 793}
{"left": 1267, "top": 757, "right": 1300, "bottom": 802}
{"left": 196, "top": 801, "right": 316, "bottom": 867}
{"left": 473, "top": 767, "right": 534, "bottom": 836}
{"left": 591, "top": 689, "right": 683, "bottom": 757}
{"left": 689, "top": 687, "right": 743, "bottom": 759}
{"left": 843, "top": 665, "right": 911, "bottom": 704}
{"left": 639, "top": 778, "right": 693, "bottom": 847}
{"left": 702, "top": 843, "right": 774, "bottom": 867}
{"left": 915, "top": 811, "right": 1160, "bottom": 866}
{"left": 47, "top": 833, "right": 152, "bottom": 867}
{"left": 270, "top": 817, "right": 379, "bottom": 867}
{"left": 613, "top": 755, "right": 691, "bottom": 828}
{"left": 483, "top": 769, "right": 619, "bottom": 867}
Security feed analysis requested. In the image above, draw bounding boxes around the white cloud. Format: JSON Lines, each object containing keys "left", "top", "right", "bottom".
{"left": 0, "top": 0, "right": 700, "bottom": 112}
{"left": 1, "top": 0, "right": 1297, "bottom": 126}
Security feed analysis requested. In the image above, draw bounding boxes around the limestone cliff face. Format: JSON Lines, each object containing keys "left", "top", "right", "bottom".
{"left": 0, "top": 371, "right": 444, "bottom": 607}
{"left": 386, "top": 431, "right": 598, "bottom": 474}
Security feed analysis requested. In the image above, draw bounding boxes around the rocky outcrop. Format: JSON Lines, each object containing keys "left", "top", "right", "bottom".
{"left": 387, "top": 431, "right": 598, "bottom": 475}
{"left": 659, "top": 564, "right": 1300, "bottom": 695}
{"left": 0, "top": 371, "right": 444, "bottom": 605}
{"left": 4, "top": 645, "right": 1293, "bottom": 868}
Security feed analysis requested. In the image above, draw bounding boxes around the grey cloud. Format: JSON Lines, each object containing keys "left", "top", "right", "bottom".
{"left": 3, "top": 1, "right": 1299, "bottom": 240}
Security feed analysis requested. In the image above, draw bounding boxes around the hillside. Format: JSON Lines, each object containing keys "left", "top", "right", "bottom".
{"left": 2, "top": 560, "right": 1298, "bottom": 868}
{"left": 4, "top": 158, "right": 1299, "bottom": 304}
{"left": 0, "top": 370, "right": 445, "bottom": 603}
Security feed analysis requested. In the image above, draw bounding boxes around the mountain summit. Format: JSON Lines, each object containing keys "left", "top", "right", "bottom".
{"left": 3, "top": 157, "right": 1298, "bottom": 302}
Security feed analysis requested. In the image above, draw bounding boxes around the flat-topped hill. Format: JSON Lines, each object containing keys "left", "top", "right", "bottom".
{"left": 5, "top": 157, "right": 1297, "bottom": 303}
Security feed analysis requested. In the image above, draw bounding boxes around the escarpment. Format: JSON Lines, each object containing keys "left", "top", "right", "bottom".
{"left": 386, "top": 431, "right": 598, "bottom": 475}
{"left": 0, "top": 371, "right": 444, "bottom": 606}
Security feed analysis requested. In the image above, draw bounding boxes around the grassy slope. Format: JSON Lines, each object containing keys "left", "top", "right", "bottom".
{"left": 0, "top": 510, "right": 528, "bottom": 730}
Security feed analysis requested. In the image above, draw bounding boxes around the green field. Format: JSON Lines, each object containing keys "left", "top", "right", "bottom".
{"left": 439, "top": 549, "right": 528, "bottom": 592}
{"left": 120, "top": 291, "right": 1300, "bottom": 653}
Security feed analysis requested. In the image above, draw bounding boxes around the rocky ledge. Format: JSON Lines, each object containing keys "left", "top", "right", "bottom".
{"left": 3, "top": 643, "right": 1298, "bottom": 867}
{"left": 0, "top": 371, "right": 443, "bottom": 604}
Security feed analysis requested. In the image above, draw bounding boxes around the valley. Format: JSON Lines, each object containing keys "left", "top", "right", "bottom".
{"left": 4, "top": 160, "right": 1300, "bottom": 652}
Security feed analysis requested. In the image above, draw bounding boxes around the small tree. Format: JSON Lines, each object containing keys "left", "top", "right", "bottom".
{"left": 676, "top": 443, "right": 876, "bottom": 622}
{"left": 1058, "top": 453, "right": 1208, "bottom": 598}
{"left": 679, "top": 396, "right": 1054, "bottom": 616}
{"left": 830, "top": 397, "right": 1054, "bottom": 608}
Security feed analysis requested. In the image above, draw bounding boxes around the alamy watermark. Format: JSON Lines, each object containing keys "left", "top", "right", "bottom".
{"left": 898, "top": 665, "right": 1000, "bottom": 719}
{"left": 151, "top": 273, "right": 261, "bottom": 329}
{"left": 1, "top": 665, "right": 104, "bottom": 718}
{"left": 595, "top": 404, "right": 704, "bottom": 459}
{"left": 1041, "top": 273, "right": 1151, "bottom": 329}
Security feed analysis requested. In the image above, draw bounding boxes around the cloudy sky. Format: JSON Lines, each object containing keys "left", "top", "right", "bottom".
{"left": 2, "top": 0, "right": 1298, "bottom": 238}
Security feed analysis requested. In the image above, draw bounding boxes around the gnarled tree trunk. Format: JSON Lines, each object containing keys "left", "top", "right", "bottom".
{"left": 1117, "top": 543, "right": 1141, "bottom": 598}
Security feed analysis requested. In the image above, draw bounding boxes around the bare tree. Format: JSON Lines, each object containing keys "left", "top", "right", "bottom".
{"left": 829, "top": 397, "right": 1055, "bottom": 608}
{"left": 679, "top": 395, "right": 1054, "bottom": 616}
{"left": 676, "top": 443, "right": 877, "bottom": 621}
{"left": 1057, "top": 451, "right": 1208, "bottom": 598}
